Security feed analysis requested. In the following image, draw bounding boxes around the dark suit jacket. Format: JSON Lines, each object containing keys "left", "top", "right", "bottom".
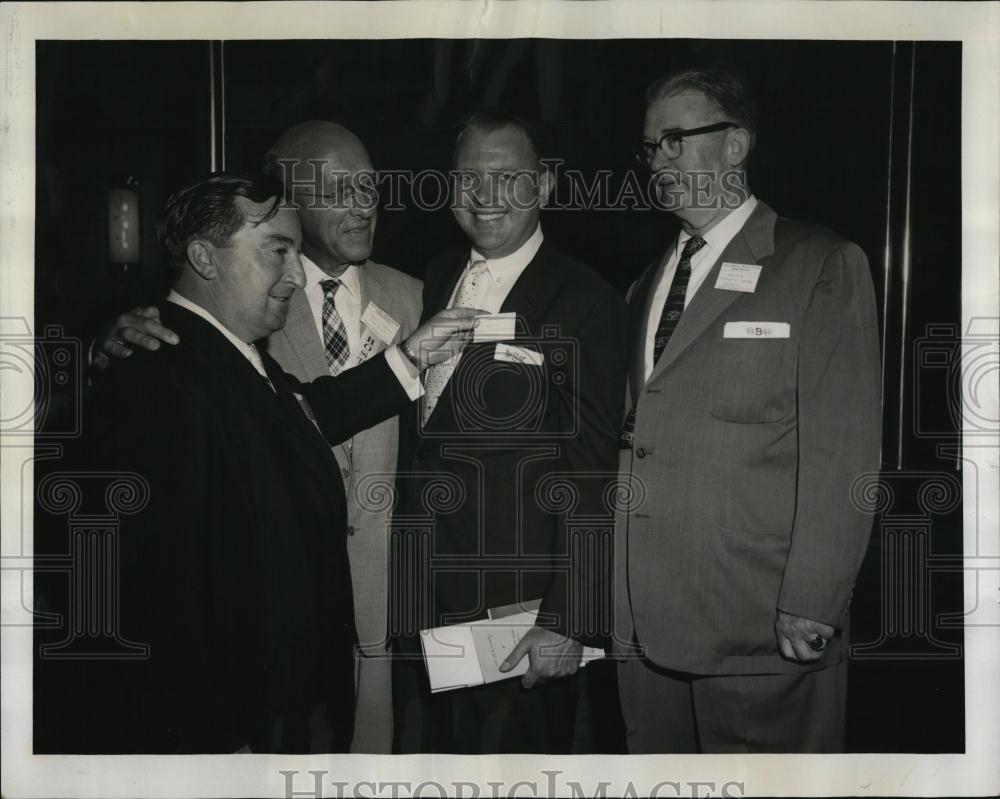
{"left": 615, "top": 200, "right": 882, "bottom": 675}
{"left": 393, "top": 240, "right": 628, "bottom": 650}
{"left": 264, "top": 261, "right": 423, "bottom": 657}
{"left": 79, "top": 303, "right": 409, "bottom": 753}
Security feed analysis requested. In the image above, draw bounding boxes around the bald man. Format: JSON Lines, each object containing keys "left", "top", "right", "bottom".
{"left": 96, "top": 122, "right": 422, "bottom": 753}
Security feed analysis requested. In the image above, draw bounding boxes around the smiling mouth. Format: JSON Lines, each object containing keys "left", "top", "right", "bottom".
{"left": 472, "top": 210, "right": 506, "bottom": 222}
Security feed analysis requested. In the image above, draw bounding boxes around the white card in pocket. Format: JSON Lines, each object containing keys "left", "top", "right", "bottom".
{"left": 494, "top": 343, "right": 544, "bottom": 366}
{"left": 723, "top": 322, "right": 790, "bottom": 339}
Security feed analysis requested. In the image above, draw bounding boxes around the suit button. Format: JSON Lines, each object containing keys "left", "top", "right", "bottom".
{"left": 635, "top": 447, "right": 647, "bottom": 458}
{"left": 346, "top": 525, "right": 356, "bottom": 536}
{"left": 341, "top": 467, "right": 350, "bottom": 479}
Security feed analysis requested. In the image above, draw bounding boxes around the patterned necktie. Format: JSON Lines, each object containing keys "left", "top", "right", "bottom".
{"left": 320, "top": 278, "right": 350, "bottom": 375}
{"left": 620, "top": 235, "right": 707, "bottom": 448}
{"left": 422, "top": 259, "right": 489, "bottom": 423}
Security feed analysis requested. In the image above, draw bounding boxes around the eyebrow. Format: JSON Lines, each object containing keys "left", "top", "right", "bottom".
{"left": 262, "top": 233, "right": 297, "bottom": 246}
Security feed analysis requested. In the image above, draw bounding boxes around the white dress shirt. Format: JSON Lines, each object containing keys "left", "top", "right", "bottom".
{"left": 167, "top": 290, "right": 271, "bottom": 380}
{"left": 643, "top": 196, "right": 759, "bottom": 381}
{"left": 447, "top": 224, "right": 544, "bottom": 311}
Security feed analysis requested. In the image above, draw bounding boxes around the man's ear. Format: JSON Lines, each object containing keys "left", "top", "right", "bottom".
{"left": 537, "top": 167, "right": 553, "bottom": 208}
{"left": 727, "top": 128, "right": 751, "bottom": 168}
{"left": 186, "top": 240, "right": 218, "bottom": 280}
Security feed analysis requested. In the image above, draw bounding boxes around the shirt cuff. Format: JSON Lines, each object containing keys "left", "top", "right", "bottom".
{"left": 384, "top": 345, "right": 424, "bottom": 401}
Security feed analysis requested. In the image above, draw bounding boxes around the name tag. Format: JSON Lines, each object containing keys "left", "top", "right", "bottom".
{"left": 352, "top": 332, "right": 381, "bottom": 367}
{"left": 474, "top": 312, "right": 517, "bottom": 343}
{"left": 715, "top": 262, "right": 762, "bottom": 293}
{"left": 494, "top": 343, "right": 544, "bottom": 366}
{"left": 724, "top": 322, "right": 790, "bottom": 339}
{"left": 360, "top": 301, "right": 400, "bottom": 344}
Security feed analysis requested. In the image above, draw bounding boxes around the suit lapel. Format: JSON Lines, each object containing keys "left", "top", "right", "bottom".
{"left": 627, "top": 256, "right": 666, "bottom": 406}
{"left": 350, "top": 263, "right": 388, "bottom": 456}
{"left": 646, "top": 201, "right": 778, "bottom": 385}
{"left": 426, "top": 251, "right": 469, "bottom": 318}
{"left": 356, "top": 260, "right": 372, "bottom": 333}
{"left": 278, "top": 288, "right": 328, "bottom": 378}
{"left": 259, "top": 348, "right": 341, "bottom": 474}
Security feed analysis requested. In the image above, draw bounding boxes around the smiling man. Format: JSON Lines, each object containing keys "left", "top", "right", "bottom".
{"left": 93, "top": 123, "right": 425, "bottom": 753}
{"left": 391, "top": 113, "right": 628, "bottom": 754}
{"left": 615, "top": 68, "right": 881, "bottom": 753}
{"left": 77, "top": 173, "right": 475, "bottom": 753}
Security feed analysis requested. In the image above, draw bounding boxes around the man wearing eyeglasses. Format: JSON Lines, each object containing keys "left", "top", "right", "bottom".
{"left": 615, "top": 67, "right": 881, "bottom": 753}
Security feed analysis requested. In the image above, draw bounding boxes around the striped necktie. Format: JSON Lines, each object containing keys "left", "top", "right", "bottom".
{"left": 620, "top": 235, "right": 706, "bottom": 449}
{"left": 421, "top": 259, "right": 489, "bottom": 424}
{"left": 320, "top": 278, "right": 350, "bottom": 375}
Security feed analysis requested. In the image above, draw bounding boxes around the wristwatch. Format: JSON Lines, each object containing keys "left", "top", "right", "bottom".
{"left": 399, "top": 340, "right": 422, "bottom": 371}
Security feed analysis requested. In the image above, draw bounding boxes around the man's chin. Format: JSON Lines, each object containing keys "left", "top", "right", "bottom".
{"left": 655, "top": 186, "right": 691, "bottom": 213}
{"left": 339, "top": 245, "right": 373, "bottom": 264}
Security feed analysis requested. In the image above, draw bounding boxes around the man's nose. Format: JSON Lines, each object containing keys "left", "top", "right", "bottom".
{"left": 471, "top": 179, "right": 499, "bottom": 207}
{"left": 350, "top": 199, "right": 376, "bottom": 219}
{"left": 286, "top": 250, "right": 306, "bottom": 290}
{"left": 649, "top": 147, "right": 673, "bottom": 174}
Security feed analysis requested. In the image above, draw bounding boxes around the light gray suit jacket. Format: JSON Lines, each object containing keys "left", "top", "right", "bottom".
{"left": 265, "top": 260, "right": 422, "bottom": 655}
{"left": 615, "top": 201, "right": 881, "bottom": 675}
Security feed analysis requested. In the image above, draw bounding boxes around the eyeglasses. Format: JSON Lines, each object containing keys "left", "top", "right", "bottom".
{"left": 635, "top": 122, "right": 738, "bottom": 165}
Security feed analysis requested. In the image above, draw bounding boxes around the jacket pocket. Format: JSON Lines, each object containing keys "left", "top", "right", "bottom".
{"left": 706, "top": 337, "right": 795, "bottom": 423}
{"left": 707, "top": 524, "right": 791, "bottom": 656}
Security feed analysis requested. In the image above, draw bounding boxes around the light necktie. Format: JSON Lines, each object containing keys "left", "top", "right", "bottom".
{"left": 320, "top": 278, "right": 350, "bottom": 376}
{"left": 620, "top": 235, "right": 707, "bottom": 448}
{"left": 422, "top": 258, "right": 489, "bottom": 423}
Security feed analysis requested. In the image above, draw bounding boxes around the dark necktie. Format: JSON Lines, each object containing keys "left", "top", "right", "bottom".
{"left": 320, "top": 278, "right": 350, "bottom": 375}
{"left": 620, "top": 235, "right": 707, "bottom": 449}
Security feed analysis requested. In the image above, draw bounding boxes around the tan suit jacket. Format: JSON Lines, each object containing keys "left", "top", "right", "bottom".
{"left": 264, "top": 261, "right": 422, "bottom": 656}
{"left": 615, "top": 201, "right": 881, "bottom": 675}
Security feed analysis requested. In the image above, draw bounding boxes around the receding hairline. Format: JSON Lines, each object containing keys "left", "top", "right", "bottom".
{"left": 453, "top": 120, "right": 541, "bottom": 169}
{"left": 265, "top": 121, "right": 371, "bottom": 177}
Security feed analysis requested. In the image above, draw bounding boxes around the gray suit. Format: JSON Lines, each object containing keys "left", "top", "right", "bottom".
{"left": 615, "top": 201, "right": 881, "bottom": 751}
{"left": 265, "top": 260, "right": 422, "bottom": 753}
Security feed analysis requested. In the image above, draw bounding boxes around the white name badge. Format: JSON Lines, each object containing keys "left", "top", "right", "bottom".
{"left": 494, "top": 343, "right": 544, "bottom": 366}
{"left": 474, "top": 312, "right": 517, "bottom": 343}
{"left": 724, "top": 322, "right": 791, "bottom": 339}
{"left": 360, "top": 301, "right": 400, "bottom": 344}
{"left": 715, "top": 262, "right": 762, "bottom": 293}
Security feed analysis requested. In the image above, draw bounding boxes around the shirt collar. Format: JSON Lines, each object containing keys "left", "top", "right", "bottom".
{"left": 469, "top": 224, "right": 544, "bottom": 286}
{"left": 678, "top": 195, "right": 759, "bottom": 256}
{"left": 303, "top": 254, "right": 360, "bottom": 299}
{"left": 166, "top": 289, "right": 267, "bottom": 374}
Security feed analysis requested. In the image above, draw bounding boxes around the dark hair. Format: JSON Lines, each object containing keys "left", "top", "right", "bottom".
{"left": 646, "top": 67, "right": 758, "bottom": 152}
{"left": 156, "top": 172, "right": 284, "bottom": 267}
{"left": 453, "top": 111, "right": 543, "bottom": 169}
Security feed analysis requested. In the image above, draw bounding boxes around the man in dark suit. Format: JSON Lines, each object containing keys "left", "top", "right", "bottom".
{"left": 94, "top": 121, "right": 423, "bottom": 752}
{"left": 80, "top": 173, "right": 474, "bottom": 753}
{"left": 392, "top": 113, "right": 628, "bottom": 753}
{"left": 615, "top": 68, "right": 881, "bottom": 752}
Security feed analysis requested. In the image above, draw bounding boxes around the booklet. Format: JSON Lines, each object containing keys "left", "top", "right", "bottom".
{"left": 419, "top": 599, "right": 606, "bottom": 693}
